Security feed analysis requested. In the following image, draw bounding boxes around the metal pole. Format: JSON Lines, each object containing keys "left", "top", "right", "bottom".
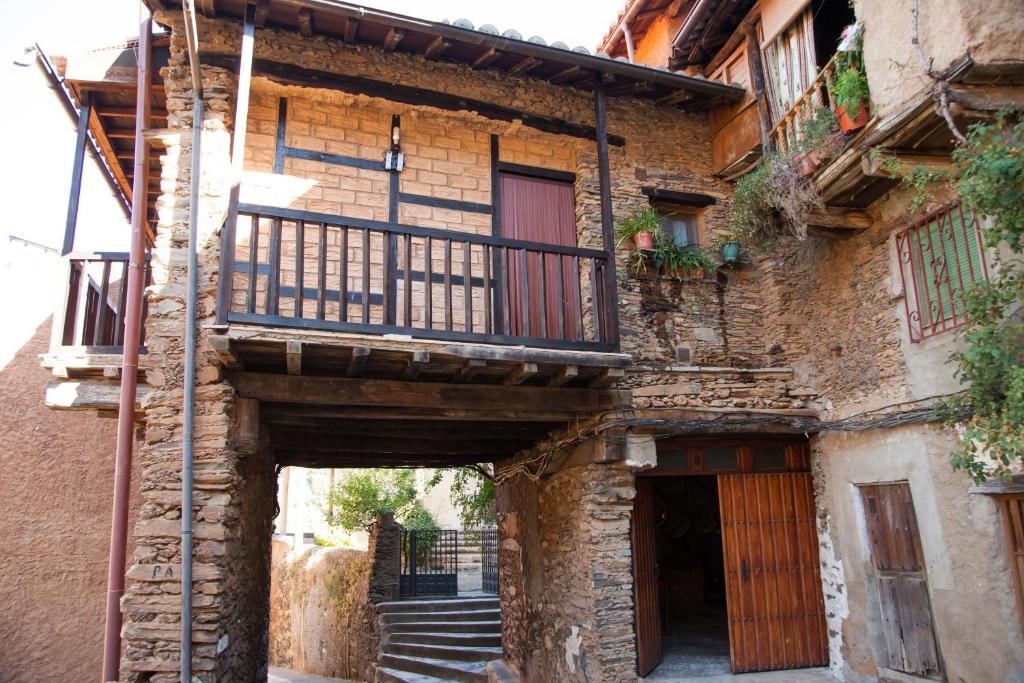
{"left": 101, "top": 13, "right": 151, "bottom": 683}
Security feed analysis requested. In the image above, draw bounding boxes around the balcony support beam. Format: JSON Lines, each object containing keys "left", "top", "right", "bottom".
{"left": 62, "top": 92, "right": 91, "bottom": 256}
{"left": 593, "top": 75, "right": 620, "bottom": 347}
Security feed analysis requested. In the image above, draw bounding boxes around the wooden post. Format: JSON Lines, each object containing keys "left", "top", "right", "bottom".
{"left": 745, "top": 22, "right": 775, "bottom": 155}
{"left": 62, "top": 93, "right": 91, "bottom": 256}
{"left": 214, "top": 3, "right": 257, "bottom": 325}
{"left": 592, "top": 75, "right": 620, "bottom": 347}
{"left": 279, "top": 466, "right": 291, "bottom": 534}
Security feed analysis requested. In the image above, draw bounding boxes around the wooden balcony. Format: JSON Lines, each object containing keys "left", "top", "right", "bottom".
{"left": 219, "top": 204, "right": 620, "bottom": 354}
{"left": 769, "top": 54, "right": 838, "bottom": 155}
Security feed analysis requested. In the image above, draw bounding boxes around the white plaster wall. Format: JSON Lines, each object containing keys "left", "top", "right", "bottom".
{"left": 813, "top": 425, "right": 1024, "bottom": 683}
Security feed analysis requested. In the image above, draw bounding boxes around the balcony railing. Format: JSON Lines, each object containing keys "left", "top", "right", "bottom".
{"left": 51, "top": 252, "right": 150, "bottom": 353}
{"left": 223, "top": 204, "right": 619, "bottom": 352}
{"left": 769, "top": 54, "right": 838, "bottom": 155}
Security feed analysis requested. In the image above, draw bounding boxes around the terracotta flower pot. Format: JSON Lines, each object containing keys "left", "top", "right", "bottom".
{"left": 634, "top": 231, "right": 656, "bottom": 250}
{"left": 835, "top": 101, "right": 869, "bottom": 133}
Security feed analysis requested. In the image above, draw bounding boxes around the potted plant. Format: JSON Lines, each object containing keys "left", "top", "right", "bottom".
{"left": 655, "top": 236, "right": 716, "bottom": 280}
{"left": 725, "top": 152, "right": 822, "bottom": 249}
{"left": 615, "top": 205, "right": 662, "bottom": 250}
{"left": 829, "top": 25, "right": 870, "bottom": 133}
{"left": 718, "top": 240, "right": 741, "bottom": 263}
{"left": 792, "top": 107, "right": 844, "bottom": 177}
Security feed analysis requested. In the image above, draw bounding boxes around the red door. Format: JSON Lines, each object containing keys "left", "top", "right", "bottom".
{"left": 499, "top": 173, "right": 577, "bottom": 339}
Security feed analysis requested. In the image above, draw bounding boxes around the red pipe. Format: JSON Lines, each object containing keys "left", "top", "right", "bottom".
{"left": 101, "top": 14, "right": 152, "bottom": 683}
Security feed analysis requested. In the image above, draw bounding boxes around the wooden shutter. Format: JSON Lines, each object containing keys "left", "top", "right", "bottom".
{"left": 860, "top": 484, "right": 942, "bottom": 679}
{"left": 1001, "top": 495, "right": 1024, "bottom": 632}
{"left": 718, "top": 473, "right": 829, "bottom": 673}
{"left": 632, "top": 476, "right": 663, "bottom": 676}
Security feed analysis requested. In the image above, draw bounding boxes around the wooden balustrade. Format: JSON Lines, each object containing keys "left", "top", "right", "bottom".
{"left": 224, "top": 203, "right": 619, "bottom": 352}
{"left": 52, "top": 252, "right": 150, "bottom": 352}
{"left": 769, "top": 54, "right": 838, "bottom": 155}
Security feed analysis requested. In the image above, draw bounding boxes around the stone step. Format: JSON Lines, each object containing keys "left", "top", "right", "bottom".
{"left": 387, "top": 620, "right": 501, "bottom": 634}
{"left": 384, "top": 642, "right": 502, "bottom": 663}
{"left": 378, "top": 655, "right": 487, "bottom": 683}
{"left": 378, "top": 597, "right": 498, "bottom": 614}
{"left": 390, "top": 631, "right": 502, "bottom": 648}
{"left": 383, "top": 608, "right": 500, "bottom": 624}
{"left": 376, "top": 667, "right": 453, "bottom": 683}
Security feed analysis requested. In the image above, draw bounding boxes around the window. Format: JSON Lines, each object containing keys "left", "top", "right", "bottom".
{"left": 895, "top": 201, "right": 988, "bottom": 342}
{"left": 656, "top": 205, "right": 702, "bottom": 247}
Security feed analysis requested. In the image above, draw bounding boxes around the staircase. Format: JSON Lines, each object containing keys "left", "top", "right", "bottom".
{"left": 376, "top": 596, "right": 502, "bottom": 683}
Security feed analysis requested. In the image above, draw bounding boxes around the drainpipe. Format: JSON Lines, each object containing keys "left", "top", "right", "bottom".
{"left": 602, "top": 0, "right": 645, "bottom": 61}
{"left": 670, "top": 0, "right": 716, "bottom": 67}
{"left": 101, "top": 12, "right": 151, "bottom": 683}
{"left": 181, "top": 1, "right": 204, "bottom": 682}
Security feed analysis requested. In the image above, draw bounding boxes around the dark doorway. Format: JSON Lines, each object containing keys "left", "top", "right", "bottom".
{"left": 650, "top": 476, "right": 730, "bottom": 678}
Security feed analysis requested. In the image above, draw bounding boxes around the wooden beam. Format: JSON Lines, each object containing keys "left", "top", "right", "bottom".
{"left": 208, "top": 334, "right": 242, "bottom": 368}
{"left": 549, "top": 65, "right": 587, "bottom": 85}
{"left": 402, "top": 350, "right": 430, "bottom": 380}
{"left": 236, "top": 397, "right": 260, "bottom": 454}
{"left": 229, "top": 371, "right": 628, "bottom": 416}
{"left": 453, "top": 359, "right": 486, "bottom": 383}
{"left": 947, "top": 85, "right": 1024, "bottom": 112}
{"left": 745, "top": 22, "right": 775, "bottom": 154}
{"left": 270, "top": 435, "right": 533, "bottom": 456}
{"left": 861, "top": 149, "right": 953, "bottom": 178}
{"left": 508, "top": 56, "right": 542, "bottom": 76}
{"left": 297, "top": 8, "right": 313, "bottom": 36}
{"left": 593, "top": 75, "right": 620, "bottom": 346}
{"left": 423, "top": 36, "right": 452, "bottom": 59}
{"left": 472, "top": 47, "right": 502, "bottom": 70}
{"left": 606, "top": 81, "right": 654, "bottom": 97}
{"left": 502, "top": 362, "right": 538, "bottom": 386}
{"left": 342, "top": 17, "right": 359, "bottom": 43}
{"left": 588, "top": 367, "right": 623, "bottom": 388}
{"left": 46, "top": 380, "right": 150, "bottom": 412}
{"left": 346, "top": 346, "right": 370, "bottom": 377}
{"left": 199, "top": 53, "right": 627, "bottom": 146}
{"left": 63, "top": 93, "right": 91, "bottom": 256}
{"left": 286, "top": 340, "right": 302, "bottom": 375}
{"left": 547, "top": 364, "right": 578, "bottom": 387}
{"left": 806, "top": 207, "right": 873, "bottom": 230}
{"left": 382, "top": 27, "right": 405, "bottom": 52}
{"left": 254, "top": 0, "right": 271, "bottom": 27}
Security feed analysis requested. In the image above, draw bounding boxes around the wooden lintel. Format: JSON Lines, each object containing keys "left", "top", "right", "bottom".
{"left": 208, "top": 334, "right": 242, "bottom": 369}
{"left": 229, "top": 372, "right": 628, "bottom": 417}
{"left": 254, "top": 0, "right": 271, "bottom": 27}
{"left": 342, "top": 17, "right": 359, "bottom": 43}
{"left": 272, "top": 436, "right": 532, "bottom": 457}
{"left": 346, "top": 346, "right": 370, "bottom": 377}
{"left": 453, "top": 359, "right": 487, "bottom": 383}
{"left": 236, "top": 397, "right": 260, "bottom": 454}
{"left": 471, "top": 47, "right": 502, "bottom": 70}
{"left": 424, "top": 36, "right": 452, "bottom": 59}
{"left": 286, "top": 340, "right": 302, "bottom": 376}
{"left": 297, "top": 8, "right": 313, "bottom": 37}
{"left": 547, "top": 364, "right": 579, "bottom": 387}
{"left": 861, "top": 149, "right": 953, "bottom": 178}
{"left": 502, "top": 362, "right": 538, "bottom": 386}
{"left": 402, "top": 350, "right": 430, "bottom": 380}
{"left": 806, "top": 207, "right": 873, "bottom": 231}
{"left": 46, "top": 380, "right": 150, "bottom": 413}
{"left": 383, "top": 28, "right": 405, "bottom": 52}
{"left": 509, "top": 56, "right": 542, "bottom": 76}
{"left": 588, "top": 367, "right": 624, "bottom": 388}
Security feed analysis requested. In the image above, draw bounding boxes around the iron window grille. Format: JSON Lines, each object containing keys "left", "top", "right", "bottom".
{"left": 895, "top": 200, "right": 988, "bottom": 343}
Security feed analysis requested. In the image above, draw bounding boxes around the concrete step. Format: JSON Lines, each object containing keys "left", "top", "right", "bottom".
{"left": 390, "top": 631, "right": 502, "bottom": 648}
{"left": 387, "top": 620, "right": 501, "bottom": 634}
{"left": 378, "top": 655, "right": 487, "bottom": 683}
{"left": 382, "top": 608, "right": 500, "bottom": 625}
{"left": 378, "top": 597, "right": 498, "bottom": 614}
{"left": 384, "top": 642, "right": 502, "bottom": 663}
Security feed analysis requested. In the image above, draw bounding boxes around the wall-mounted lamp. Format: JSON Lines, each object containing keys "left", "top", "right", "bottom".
{"left": 384, "top": 113, "right": 404, "bottom": 172}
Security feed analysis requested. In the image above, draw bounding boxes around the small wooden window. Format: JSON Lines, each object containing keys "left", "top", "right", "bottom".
{"left": 1000, "top": 495, "right": 1024, "bottom": 631}
{"left": 895, "top": 201, "right": 988, "bottom": 342}
{"left": 655, "top": 204, "right": 703, "bottom": 248}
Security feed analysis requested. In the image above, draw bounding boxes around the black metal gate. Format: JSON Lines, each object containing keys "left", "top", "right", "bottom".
{"left": 400, "top": 528, "right": 458, "bottom": 597}
{"left": 481, "top": 528, "right": 498, "bottom": 595}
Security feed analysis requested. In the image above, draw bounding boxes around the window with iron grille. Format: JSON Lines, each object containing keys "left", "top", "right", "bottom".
{"left": 895, "top": 201, "right": 988, "bottom": 342}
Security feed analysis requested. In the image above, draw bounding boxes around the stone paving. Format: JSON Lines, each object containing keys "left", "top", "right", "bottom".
{"left": 267, "top": 666, "right": 356, "bottom": 683}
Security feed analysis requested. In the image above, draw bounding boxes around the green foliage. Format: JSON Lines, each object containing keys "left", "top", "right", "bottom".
{"left": 427, "top": 465, "right": 496, "bottom": 529}
{"left": 398, "top": 501, "right": 439, "bottom": 530}
{"left": 726, "top": 153, "right": 821, "bottom": 249}
{"left": 654, "top": 232, "right": 717, "bottom": 279}
{"left": 322, "top": 468, "right": 418, "bottom": 531}
{"left": 795, "top": 107, "right": 843, "bottom": 156}
{"left": 830, "top": 27, "right": 869, "bottom": 113}
{"left": 614, "top": 204, "right": 664, "bottom": 246}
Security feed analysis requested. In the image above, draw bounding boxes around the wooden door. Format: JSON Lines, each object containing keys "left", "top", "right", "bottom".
{"left": 632, "top": 476, "right": 663, "bottom": 676}
{"left": 718, "top": 473, "right": 829, "bottom": 673}
{"left": 498, "top": 173, "right": 577, "bottom": 339}
{"left": 860, "top": 484, "right": 942, "bottom": 679}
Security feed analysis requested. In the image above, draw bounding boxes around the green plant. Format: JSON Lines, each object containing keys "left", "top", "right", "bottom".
{"left": 322, "top": 468, "right": 418, "bottom": 531}
{"left": 426, "top": 465, "right": 495, "bottom": 529}
{"left": 615, "top": 205, "right": 664, "bottom": 246}
{"left": 830, "top": 26, "right": 869, "bottom": 113}
{"left": 796, "top": 107, "right": 844, "bottom": 157}
{"left": 655, "top": 235, "right": 716, "bottom": 279}
{"left": 725, "top": 153, "right": 821, "bottom": 249}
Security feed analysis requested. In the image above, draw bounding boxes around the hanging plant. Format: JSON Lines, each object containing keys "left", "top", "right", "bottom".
{"left": 724, "top": 153, "right": 822, "bottom": 250}
{"left": 793, "top": 107, "right": 845, "bottom": 177}
{"left": 829, "top": 24, "right": 871, "bottom": 133}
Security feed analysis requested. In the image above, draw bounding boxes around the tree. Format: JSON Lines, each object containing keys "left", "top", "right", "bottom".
{"left": 322, "top": 468, "right": 417, "bottom": 531}
{"left": 427, "top": 465, "right": 496, "bottom": 529}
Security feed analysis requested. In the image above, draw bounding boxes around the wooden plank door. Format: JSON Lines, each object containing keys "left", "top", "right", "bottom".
{"left": 718, "top": 473, "right": 829, "bottom": 673}
{"left": 632, "top": 476, "right": 662, "bottom": 676}
{"left": 498, "top": 173, "right": 577, "bottom": 340}
{"left": 860, "top": 484, "right": 942, "bottom": 679}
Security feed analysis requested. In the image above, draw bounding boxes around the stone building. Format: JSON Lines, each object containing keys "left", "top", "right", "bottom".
{"left": 35, "top": 0, "right": 1024, "bottom": 682}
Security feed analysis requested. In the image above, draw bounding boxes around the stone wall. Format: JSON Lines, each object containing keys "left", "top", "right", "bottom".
{"left": 495, "top": 458, "right": 636, "bottom": 683}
